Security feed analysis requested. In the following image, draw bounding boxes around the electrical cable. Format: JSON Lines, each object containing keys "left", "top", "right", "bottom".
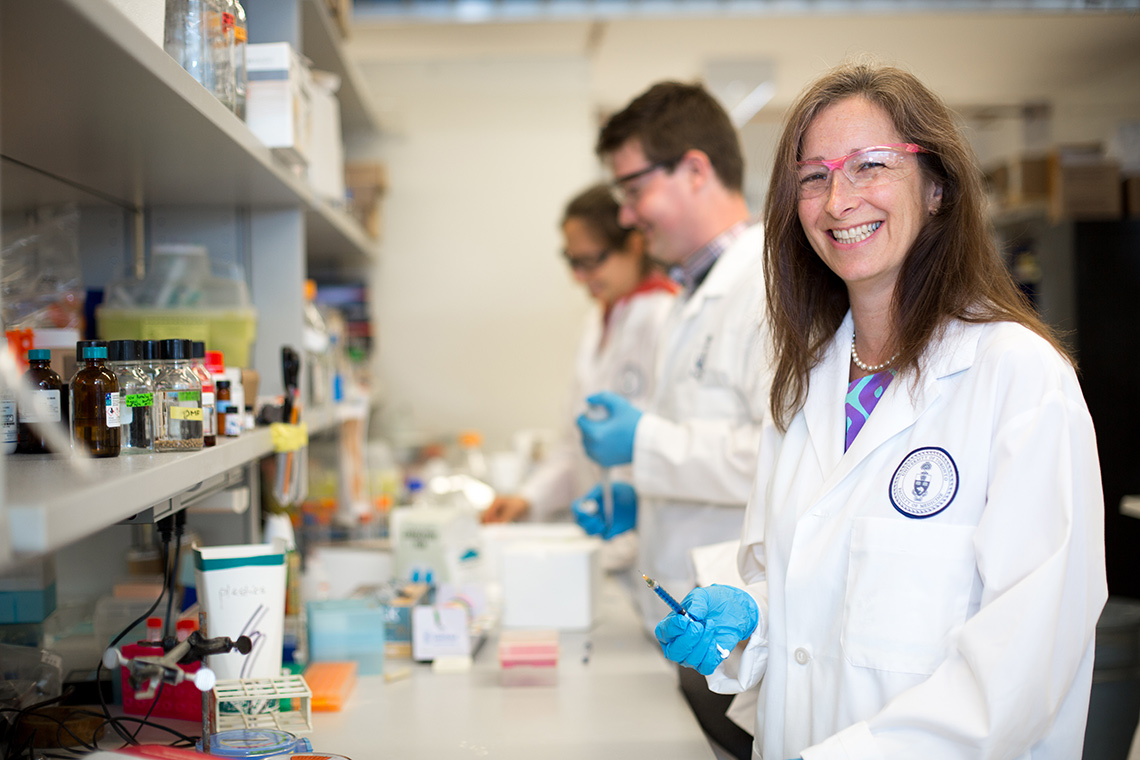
{"left": 96, "top": 517, "right": 174, "bottom": 746}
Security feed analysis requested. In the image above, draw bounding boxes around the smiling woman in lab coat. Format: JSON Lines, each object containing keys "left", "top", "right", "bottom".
{"left": 653, "top": 62, "right": 1107, "bottom": 759}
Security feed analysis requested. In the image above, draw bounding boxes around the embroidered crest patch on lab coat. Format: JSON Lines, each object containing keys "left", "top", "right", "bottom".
{"left": 890, "top": 447, "right": 959, "bottom": 518}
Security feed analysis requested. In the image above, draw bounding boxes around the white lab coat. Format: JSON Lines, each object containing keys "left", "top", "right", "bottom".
{"left": 708, "top": 313, "right": 1108, "bottom": 760}
{"left": 520, "top": 285, "right": 675, "bottom": 522}
{"left": 631, "top": 223, "right": 771, "bottom": 633}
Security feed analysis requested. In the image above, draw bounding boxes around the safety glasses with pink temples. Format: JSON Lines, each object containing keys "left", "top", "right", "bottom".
{"left": 796, "top": 143, "right": 929, "bottom": 199}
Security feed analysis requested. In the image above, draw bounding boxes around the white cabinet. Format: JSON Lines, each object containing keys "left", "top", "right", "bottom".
{"left": 0, "top": 0, "right": 379, "bottom": 571}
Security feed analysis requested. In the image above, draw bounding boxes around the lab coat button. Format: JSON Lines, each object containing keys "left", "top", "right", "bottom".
{"left": 794, "top": 647, "right": 811, "bottom": 665}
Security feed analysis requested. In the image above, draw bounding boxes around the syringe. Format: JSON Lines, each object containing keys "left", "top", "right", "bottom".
{"left": 642, "top": 574, "right": 733, "bottom": 659}
{"left": 642, "top": 574, "right": 698, "bottom": 621}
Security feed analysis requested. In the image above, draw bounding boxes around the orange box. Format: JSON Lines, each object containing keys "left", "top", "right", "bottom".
{"left": 303, "top": 661, "right": 358, "bottom": 711}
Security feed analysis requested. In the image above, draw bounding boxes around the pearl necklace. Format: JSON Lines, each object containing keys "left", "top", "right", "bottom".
{"left": 850, "top": 333, "right": 898, "bottom": 373}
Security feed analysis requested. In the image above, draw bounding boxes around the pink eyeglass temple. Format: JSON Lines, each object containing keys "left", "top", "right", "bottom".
{"left": 798, "top": 143, "right": 927, "bottom": 171}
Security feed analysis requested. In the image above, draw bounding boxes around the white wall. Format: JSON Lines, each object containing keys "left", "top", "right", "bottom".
{"left": 357, "top": 56, "right": 600, "bottom": 450}
{"left": 350, "top": 13, "right": 1140, "bottom": 453}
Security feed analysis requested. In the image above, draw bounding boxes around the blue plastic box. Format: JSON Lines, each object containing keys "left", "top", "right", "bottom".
{"left": 306, "top": 598, "right": 386, "bottom": 675}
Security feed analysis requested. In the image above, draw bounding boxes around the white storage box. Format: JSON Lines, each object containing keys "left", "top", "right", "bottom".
{"left": 246, "top": 42, "right": 311, "bottom": 168}
{"left": 308, "top": 71, "right": 345, "bottom": 205}
{"left": 501, "top": 537, "right": 601, "bottom": 631}
{"left": 479, "top": 523, "right": 586, "bottom": 585}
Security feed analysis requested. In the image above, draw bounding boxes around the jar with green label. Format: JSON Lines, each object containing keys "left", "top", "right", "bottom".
{"left": 154, "top": 339, "right": 203, "bottom": 452}
{"left": 108, "top": 340, "right": 155, "bottom": 453}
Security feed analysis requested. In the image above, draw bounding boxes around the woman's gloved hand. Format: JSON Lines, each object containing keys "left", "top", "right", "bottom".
{"left": 572, "top": 482, "right": 637, "bottom": 539}
{"left": 576, "top": 392, "right": 642, "bottom": 467}
{"left": 654, "top": 585, "right": 759, "bottom": 675}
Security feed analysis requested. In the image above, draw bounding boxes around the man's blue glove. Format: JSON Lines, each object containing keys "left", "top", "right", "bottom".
{"left": 571, "top": 482, "right": 636, "bottom": 539}
{"left": 654, "top": 585, "right": 759, "bottom": 676}
{"left": 575, "top": 392, "right": 642, "bottom": 467}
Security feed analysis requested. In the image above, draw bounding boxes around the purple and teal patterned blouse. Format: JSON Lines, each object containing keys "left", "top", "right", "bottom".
{"left": 845, "top": 370, "right": 896, "bottom": 451}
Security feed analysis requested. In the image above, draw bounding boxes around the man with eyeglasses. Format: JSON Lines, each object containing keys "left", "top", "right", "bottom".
{"left": 571, "top": 81, "right": 772, "bottom": 760}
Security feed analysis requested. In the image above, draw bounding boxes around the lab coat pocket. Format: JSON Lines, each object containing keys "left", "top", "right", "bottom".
{"left": 841, "top": 517, "right": 976, "bottom": 675}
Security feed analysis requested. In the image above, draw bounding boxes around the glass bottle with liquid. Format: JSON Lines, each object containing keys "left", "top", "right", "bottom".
{"left": 154, "top": 339, "right": 203, "bottom": 453}
{"left": 191, "top": 341, "right": 217, "bottom": 447}
{"left": 70, "top": 344, "right": 121, "bottom": 458}
{"left": 17, "top": 349, "right": 63, "bottom": 454}
{"left": 108, "top": 340, "right": 156, "bottom": 454}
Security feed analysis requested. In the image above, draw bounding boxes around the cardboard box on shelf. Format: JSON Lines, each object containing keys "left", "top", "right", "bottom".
{"left": 324, "top": 0, "right": 353, "bottom": 39}
{"left": 1125, "top": 176, "right": 1140, "bottom": 218}
{"left": 985, "top": 154, "right": 1050, "bottom": 208}
{"left": 345, "top": 161, "right": 387, "bottom": 239}
{"left": 308, "top": 71, "right": 346, "bottom": 205}
{"left": 1048, "top": 146, "right": 1122, "bottom": 221}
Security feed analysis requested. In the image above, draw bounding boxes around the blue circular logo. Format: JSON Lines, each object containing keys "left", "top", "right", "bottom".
{"left": 889, "top": 447, "right": 959, "bottom": 519}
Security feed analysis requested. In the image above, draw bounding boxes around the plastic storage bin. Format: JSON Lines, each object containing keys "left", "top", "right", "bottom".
{"left": 306, "top": 599, "right": 385, "bottom": 675}
{"left": 97, "top": 307, "right": 257, "bottom": 368}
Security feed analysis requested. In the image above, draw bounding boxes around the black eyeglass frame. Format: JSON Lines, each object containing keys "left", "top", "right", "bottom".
{"left": 561, "top": 248, "right": 613, "bottom": 273}
{"left": 609, "top": 158, "right": 682, "bottom": 205}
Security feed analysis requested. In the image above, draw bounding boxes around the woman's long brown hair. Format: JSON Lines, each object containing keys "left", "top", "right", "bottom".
{"left": 763, "top": 62, "right": 1070, "bottom": 431}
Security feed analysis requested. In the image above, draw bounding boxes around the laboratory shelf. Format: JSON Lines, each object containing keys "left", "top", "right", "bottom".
{"left": 0, "top": 0, "right": 375, "bottom": 265}
{"left": 4, "top": 428, "right": 274, "bottom": 564}
{"left": 301, "top": 0, "right": 383, "bottom": 136}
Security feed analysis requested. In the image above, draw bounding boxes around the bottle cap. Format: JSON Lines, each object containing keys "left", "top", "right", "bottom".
{"left": 205, "top": 350, "right": 225, "bottom": 374}
{"left": 458, "top": 430, "right": 483, "bottom": 448}
{"left": 27, "top": 349, "right": 50, "bottom": 361}
{"left": 76, "top": 339, "right": 106, "bottom": 356}
{"left": 140, "top": 340, "right": 161, "bottom": 361}
{"left": 161, "top": 338, "right": 191, "bottom": 361}
{"left": 192, "top": 341, "right": 206, "bottom": 359}
{"left": 216, "top": 379, "right": 231, "bottom": 390}
{"left": 82, "top": 346, "right": 108, "bottom": 360}
{"left": 108, "top": 339, "right": 140, "bottom": 362}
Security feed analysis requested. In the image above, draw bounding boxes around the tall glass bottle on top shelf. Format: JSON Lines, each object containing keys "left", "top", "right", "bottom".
{"left": 164, "top": 0, "right": 212, "bottom": 90}
{"left": 71, "top": 343, "right": 121, "bottom": 458}
{"left": 191, "top": 341, "right": 217, "bottom": 447}
{"left": 108, "top": 340, "right": 155, "bottom": 454}
{"left": 155, "top": 339, "right": 203, "bottom": 453}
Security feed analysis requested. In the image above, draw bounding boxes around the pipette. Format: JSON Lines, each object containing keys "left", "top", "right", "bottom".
{"left": 585, "top": 404, "right": 614, "bottom": 533}
{"left": 642, "top": 574, "right": 732, "bottom": 659}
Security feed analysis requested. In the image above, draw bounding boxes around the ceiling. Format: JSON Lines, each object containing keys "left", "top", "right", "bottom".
{"left": 345, "top": 10, "right": 1140, "bottom": 119}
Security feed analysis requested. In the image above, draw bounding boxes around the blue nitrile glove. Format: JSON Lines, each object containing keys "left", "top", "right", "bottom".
{"left": 571, "top": 482, "right": 637, "bottom": 539}
{"left": 654, "top": 585, "right": 759, "bottom": 676}
{"left": 575, "top": 392, "right": 642, "bottom": 467}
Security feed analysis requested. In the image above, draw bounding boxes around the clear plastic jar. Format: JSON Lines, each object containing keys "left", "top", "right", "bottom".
{"left": 108, "top": 340, "right": 156, "bottom": 454}
{"left": 155, "top": 339, "right": 203, "bottom": 453}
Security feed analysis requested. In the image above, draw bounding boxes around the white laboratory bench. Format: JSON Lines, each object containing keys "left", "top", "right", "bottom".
{"left": 306, "top": 577, "right": 716, "bottom": 759}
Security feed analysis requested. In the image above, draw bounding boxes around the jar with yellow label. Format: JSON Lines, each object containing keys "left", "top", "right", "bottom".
{"left": 154, "top": 339, "right": 203, "bottom": 452}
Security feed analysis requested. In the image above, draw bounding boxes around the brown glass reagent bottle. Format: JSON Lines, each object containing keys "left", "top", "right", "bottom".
{"left": 70, "top": 344, "right": 121, "bottom": 457}
{"left": 17, "top": 349, "right": 64, "bottom": 454}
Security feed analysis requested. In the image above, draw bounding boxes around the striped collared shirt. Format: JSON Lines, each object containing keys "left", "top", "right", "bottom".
{"left": 668, "top": 220, "right": 751, "bottom": 295}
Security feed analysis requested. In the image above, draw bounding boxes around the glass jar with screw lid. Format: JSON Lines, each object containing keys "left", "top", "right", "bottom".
{"left": 154, "top": 339, "right": 203, "bottom": 452}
